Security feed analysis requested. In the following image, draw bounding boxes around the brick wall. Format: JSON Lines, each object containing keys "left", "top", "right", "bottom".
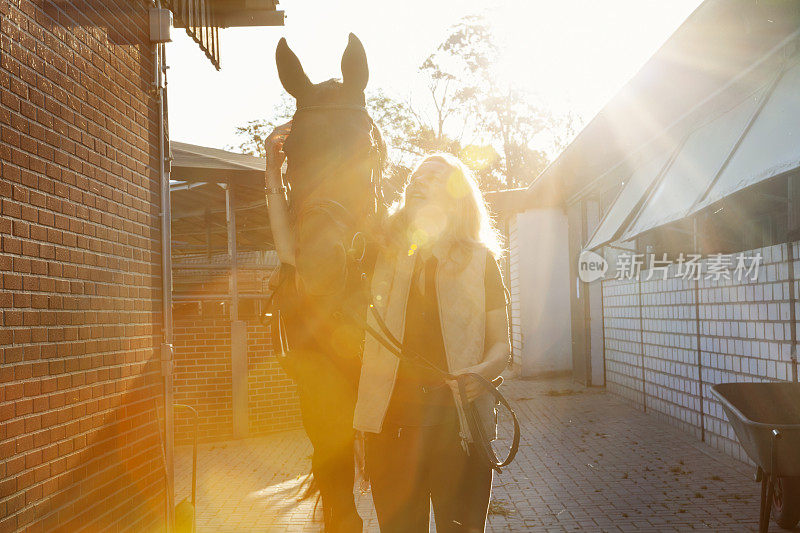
{"left": 172, "top": 315, "right": 301, "bottom": 443}
{"left": 602, "top": 243, "right": 797, "bottom": 463}
{"left": 1, "top": 1, "right": 166, "bottom": 531}
{"left": 246, "top": 322, "right": 302, "bottom": 435}
{"left": 173, "top": 317, "right": 233, "bottom": 442}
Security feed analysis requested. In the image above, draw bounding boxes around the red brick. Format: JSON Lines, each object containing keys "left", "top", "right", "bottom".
{"left": 1, "top": 1, "right": 168, "bottom": 530}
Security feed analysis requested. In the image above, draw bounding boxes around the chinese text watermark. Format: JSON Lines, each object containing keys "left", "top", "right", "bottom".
{"left": 578, "top": 251, "right": 762, "bottom": 283}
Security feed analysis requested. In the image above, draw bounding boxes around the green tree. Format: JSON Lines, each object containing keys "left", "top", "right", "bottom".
{"left": 229, "top": 93, "right": 294, "bottom": 157}
{"left": 367, "top": 90, "right": 421, "bottom": 162}
{"left": 231, "top": 15, "right": 579, "bottom": 192}
{"left": 367, "top": 90, "right": 470, "bottom": 202}
{"left": 420, "top": 14, "right": 578, "bottom": 189}
{"left": 458, "top": 143, "right": 503, "bottom": 191}
{"left": 418, "top": 15, "right": 497, "bottom": 147}
{"left": 480, "top": 87, "right": 553, "bottom": 188}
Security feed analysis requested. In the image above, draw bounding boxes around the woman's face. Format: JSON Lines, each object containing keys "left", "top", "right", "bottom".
{"left": 404, "top": 160, "right": 453, "bottom": 214}
{"left": 403, "top": 159, "right": 455, "bottom": 247}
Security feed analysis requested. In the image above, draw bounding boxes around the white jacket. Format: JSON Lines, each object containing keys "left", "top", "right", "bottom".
{"left": 353, "top": 242, "right": 496, "bottom": 436}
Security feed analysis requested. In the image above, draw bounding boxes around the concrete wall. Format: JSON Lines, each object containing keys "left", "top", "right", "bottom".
{"left": 510, "top": 209, "right": 573, "bottom": 376}
{"left": 602, "top": 243, "right": 797, "bottom": 462}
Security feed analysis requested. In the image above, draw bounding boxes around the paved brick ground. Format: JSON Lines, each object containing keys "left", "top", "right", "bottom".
{"left": 175, "top": 378, "right": 779, "bottom": 532}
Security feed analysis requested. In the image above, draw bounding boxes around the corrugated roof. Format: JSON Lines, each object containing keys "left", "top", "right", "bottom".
{"left": 201, "top": 0, "right": 283, "bottom": 28}
{"left": 583, "top": 148, "right": 671, "bottom": 250}
{"left": 170, "top": 141, "right": 266, "bottom": 184}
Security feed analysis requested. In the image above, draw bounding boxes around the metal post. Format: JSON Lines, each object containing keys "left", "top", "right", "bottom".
{"left": 155, "top": 16, "right": 175, "bottom": 532}
{"left": 582, "top": 200, "right": 592, "bottom": 385}
{"left": 226, "top": 185, "right": 238, "bottom": 322}
{"left": 692, "top": 216, "right": 706, "bottom": 440}
{"left": 226, "top": 185, "right": 248, "bottom": 438}
{"left": 205, "top": 208, "right": 212, "bottom": 261}
{"left": 788, "top": 176, "right": 799, "bottom": 383}
{"left": 693, "top": 277, "right": 706, "bottom": 442}
{"left": 637, "top": 275, "right": 647, "bottom": 412}
{"left": 787, "top": 241, "right": 798, "bottom": 383}
{"left": 600, "top": 278, "right": 607, "bottom": 388}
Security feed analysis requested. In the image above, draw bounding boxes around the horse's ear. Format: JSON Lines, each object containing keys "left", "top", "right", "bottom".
{"left": 341, "top": 33, "right": 368, "bottom": 95}
{"left": 276, "top": 37, "right": 311, "bottom": 99}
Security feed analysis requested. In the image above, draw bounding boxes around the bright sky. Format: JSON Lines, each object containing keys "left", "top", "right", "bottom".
{"left": 166, "top": 0, "right": 702, "bottom": 151}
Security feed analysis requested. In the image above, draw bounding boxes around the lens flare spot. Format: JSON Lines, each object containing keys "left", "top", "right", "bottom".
{"left": 446, "top": 172, "right": 469, "bottom": 199}
{"left": 407, "top": 204, "right": 448, "bottom": 249}
{"left": 459, "top": 144, "right": 499, "bottom": 172}
{"left": 409, "top": 228, "right": 430, "bottom": 248}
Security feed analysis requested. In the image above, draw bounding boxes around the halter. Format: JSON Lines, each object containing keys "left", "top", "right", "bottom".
{"left": 288, "top": 101, "right": 384, "bottom": 226}
{"left": 288, "top": 102, "right": 383, "bottom": 297}
{"left": 294, "top": 198, "right": 368, "bottom": 296}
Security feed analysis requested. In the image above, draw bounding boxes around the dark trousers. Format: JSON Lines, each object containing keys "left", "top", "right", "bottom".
{"left": 366, "top": 416, "right": 493, "bottom": 533}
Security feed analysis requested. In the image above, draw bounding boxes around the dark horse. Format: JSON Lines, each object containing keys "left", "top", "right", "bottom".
{"left": 271, "top": 34, "right": 385, "bottom": 532}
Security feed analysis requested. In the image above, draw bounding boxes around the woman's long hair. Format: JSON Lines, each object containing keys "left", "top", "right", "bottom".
{"left": 389, "top": 152, "right": 504, "bottom": 259}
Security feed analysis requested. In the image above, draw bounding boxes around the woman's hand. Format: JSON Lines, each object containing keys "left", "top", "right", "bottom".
{"left": 265, "top": 121, "right": 292, "bottom": 183}
{"left": 448, "top": 308, "right": 511, "bottom": 402}
{"left": 448, "top": 368, "right": 485, "bottom": 402}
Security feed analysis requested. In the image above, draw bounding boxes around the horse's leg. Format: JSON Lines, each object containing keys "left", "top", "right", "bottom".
{"left": 291, "top": 349, "right": 362, "bottom": 532}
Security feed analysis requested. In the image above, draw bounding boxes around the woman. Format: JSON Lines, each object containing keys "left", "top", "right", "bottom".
{"left": 353, "top": 153, "right": 511, "bottom": 533}
{"left": 266, "top": 124, "right": 511, "bottom": 532}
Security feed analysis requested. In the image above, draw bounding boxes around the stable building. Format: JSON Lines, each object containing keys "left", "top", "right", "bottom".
{"left": 513, "top": 0, "right": 800, "bottom": 462}
{"left": 168, "top": 141, "right": 301, "bottom": 443}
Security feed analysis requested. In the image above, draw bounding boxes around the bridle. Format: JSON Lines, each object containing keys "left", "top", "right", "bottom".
{"left": 288, "top": 103, "right": 383, "bottom": 297}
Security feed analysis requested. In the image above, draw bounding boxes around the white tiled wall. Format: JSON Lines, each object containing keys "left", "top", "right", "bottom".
{"left": 509, "top": 217, "right": 522, "bottom": 366}
{"left": 602, "top": 243, "right": 798, "bottom": 464}
{"left": 603, "top": 278, "right": 645, "bottom": 408}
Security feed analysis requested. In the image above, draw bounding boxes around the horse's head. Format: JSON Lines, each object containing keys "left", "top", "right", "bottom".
{"left": 276, "top": 34, "right": 384, "bottom": 298}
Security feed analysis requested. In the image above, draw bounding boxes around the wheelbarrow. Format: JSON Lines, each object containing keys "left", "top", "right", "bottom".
{"left": 711, "top": 383, "right": 800, "bottom": 532}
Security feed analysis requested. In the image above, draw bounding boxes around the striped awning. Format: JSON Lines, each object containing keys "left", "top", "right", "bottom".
{"left": 688, "top": 58, "right": 800, "bottom": 215}
{"left": 586, "top": 49, "right": 800, "bottom": 250}
{"left": 619, "top": 81, "right": 771, "bottom": 242}
{"left": 583, "top": 149, "right": 670, "bottom": 251}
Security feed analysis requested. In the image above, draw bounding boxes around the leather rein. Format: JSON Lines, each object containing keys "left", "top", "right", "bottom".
{"left": 343, "top": 291, "right": 521, "bottom": 473}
